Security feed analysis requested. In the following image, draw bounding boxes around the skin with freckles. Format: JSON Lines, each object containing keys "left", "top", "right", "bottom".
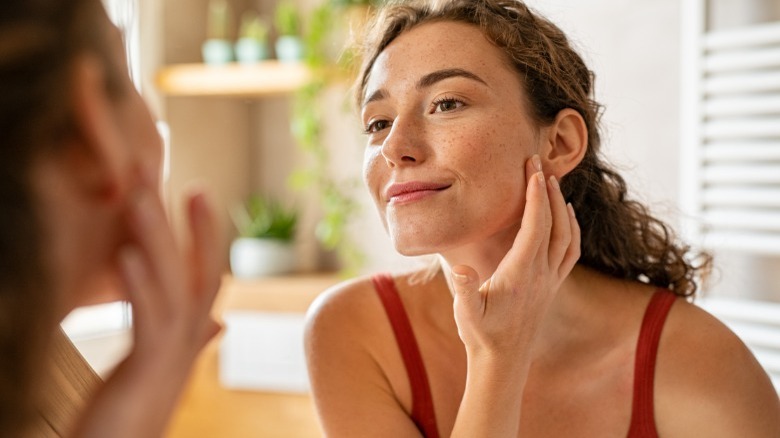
{"left": 305, "top": 12, "right": 780, "bottom": 438}
{"left": 361, "top": 22, "right": 535, "bottom": 260}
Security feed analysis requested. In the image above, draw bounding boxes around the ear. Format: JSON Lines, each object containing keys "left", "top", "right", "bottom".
{"left": 66, "top": 53, "right": 129, "bottom": 202}
{"left": 539, "top": 108, "right": 588, "bottom": 179}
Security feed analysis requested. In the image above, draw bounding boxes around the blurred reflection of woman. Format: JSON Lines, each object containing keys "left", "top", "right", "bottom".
{"left": 1, "top": 1, "right": 222, "bottom": 436}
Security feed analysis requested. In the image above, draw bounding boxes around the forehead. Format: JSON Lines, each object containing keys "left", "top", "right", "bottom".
{"left": 365, "top": 20, "right": 521, "bottom": 100}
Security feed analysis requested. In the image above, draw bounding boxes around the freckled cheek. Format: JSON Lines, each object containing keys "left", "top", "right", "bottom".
{"left": 460, "top": 131, "right": 527, "bottom": 204}
{"left": 362, "top": 148, "right": 385, "bottom": 205}
{"left": 452, "top": 134, "right": 503, "bottom": 175}
{"left": 363, "top": 156, "right": 391, "bottom": 233}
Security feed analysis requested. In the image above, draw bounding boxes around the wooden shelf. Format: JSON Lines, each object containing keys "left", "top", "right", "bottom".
{"left": 156, "top": 61, "right": 311, "bottom": 97}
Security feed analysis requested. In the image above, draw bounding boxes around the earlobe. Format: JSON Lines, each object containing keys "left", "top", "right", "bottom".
{"left": 67, "top": 54, "right": 127, "bottom": 202}
{"left": 541, "top": 108, "right": 588, "bottom": 178}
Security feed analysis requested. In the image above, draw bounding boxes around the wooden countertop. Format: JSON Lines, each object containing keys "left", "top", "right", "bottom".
{"left": 165, "top": 273, "right": 341, "bottom": 438}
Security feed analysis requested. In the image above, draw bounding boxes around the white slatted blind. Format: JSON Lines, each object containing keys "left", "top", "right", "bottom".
{"left": 680, "top": 1, "right": 780, "bottom": 255}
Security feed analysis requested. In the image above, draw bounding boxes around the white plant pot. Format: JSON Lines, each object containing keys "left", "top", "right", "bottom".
{"left": 234, "top": 38, "right": 269, "bottom": 64}
{"left": 201, "top": 38, "right": 234, "bottom": 65}
{"left": 230, "top": 237, "right": 297, "bottom": 278}
{"left": 274, "top": 35, "right": 304, "bottom": 63}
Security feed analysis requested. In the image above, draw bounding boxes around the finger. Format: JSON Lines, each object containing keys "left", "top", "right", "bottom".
{"left": 129, "top": 188, "right": 185, "bottom": 305}
{"left": 558, "top": 203, "right": 581, "bottom": 277}
{"left": 118, "top": 245, "right": 158, "bottom": 330}
{"left": 186, "top": 189, "right": 222, "bottom": 308}
{"left": 199, "top": 319, "right": 223, "bottom": 349}
{"left": 451, "top": 264, "right": 484, "bottom": 320}
{"left": 504, "top": 155, "right": 551, "bottom": 263}
{"left": 546, "top": 175, "right": 572, "bottom": 269}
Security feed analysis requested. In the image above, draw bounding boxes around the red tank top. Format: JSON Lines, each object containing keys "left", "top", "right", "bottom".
{"left": 372, "top": 274, "right": 676, "bottom": 438}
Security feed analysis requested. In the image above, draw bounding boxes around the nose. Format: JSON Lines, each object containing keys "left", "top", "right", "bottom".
{"left": 380, "top": 116, "right": 425, "bottom": 167}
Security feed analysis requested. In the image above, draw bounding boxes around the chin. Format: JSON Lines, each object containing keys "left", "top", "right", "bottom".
{"left": 390, "top": 232, "right": 449, "bottom": 257}
{"left": 385, "top": 206, "right": 470, "bottom": 256}
{"left": 394, "top": 245, "right": 431, "bottom": 257}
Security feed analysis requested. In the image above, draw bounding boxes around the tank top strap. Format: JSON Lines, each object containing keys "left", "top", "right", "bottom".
{"left": 372, "top": 274, "right": 439, "bottom": 438}
{"left": 627, "top": 288, "right": 677, "bottom": 438}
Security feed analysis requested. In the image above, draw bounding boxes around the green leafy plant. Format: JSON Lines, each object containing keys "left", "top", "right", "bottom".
{"left": 239, "top": 11, "right": 269, "bottom": 42}
{"left": 274, "top": 0, "right": 301, "bottom": 36}
{"left": 232, "top": 195, "right": 298, "bottom": 241}
{"left": 206, "top": 0, "right": 230, "bottom": 40}
{"left": 286, "top": 0, "right": 385, "bottom": 276}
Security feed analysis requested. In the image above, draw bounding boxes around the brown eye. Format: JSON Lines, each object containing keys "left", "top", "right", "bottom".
{"left": 365, "top": 119, "right": 391, "bottom": 134}
{"left": 433, "top": 98, "right": 464, "bottom": 113}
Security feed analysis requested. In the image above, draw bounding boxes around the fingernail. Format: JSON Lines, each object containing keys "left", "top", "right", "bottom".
{"left": 567, "top": 202, "right": 576, "bottom": 218}
{"left": 536, "top": 171, "right": 545, "bottom": 184}
{"left": 549, "top": 175, "right": 560, "bottom": 191}
{"left": 452, "top": 271, "right": 469, "bottom": 284}
{"left": 532, "top": 154, "right": 542, "bottom": 172}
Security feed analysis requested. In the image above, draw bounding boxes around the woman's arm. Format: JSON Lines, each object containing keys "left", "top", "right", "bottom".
{"left": 71, "top": 179, "right": 222, "bottom": 438}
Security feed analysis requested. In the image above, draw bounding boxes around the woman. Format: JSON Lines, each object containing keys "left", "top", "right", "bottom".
{"left": 304, "top": 0, "right": 780, "bottom": 436}
{"left": 1, "top": 0, "right": 222, "bottom": 436}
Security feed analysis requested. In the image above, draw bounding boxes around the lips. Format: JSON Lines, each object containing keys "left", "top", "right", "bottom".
{"left": 385, "top": 181, "right": 452, "bottom": 203}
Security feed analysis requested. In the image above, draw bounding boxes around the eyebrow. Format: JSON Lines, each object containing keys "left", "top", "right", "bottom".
{"left": 362, "top": 68, "right": 488, "bottom": 108}
{"left": 417, "top": 68, "right": 487, "bottom": 89}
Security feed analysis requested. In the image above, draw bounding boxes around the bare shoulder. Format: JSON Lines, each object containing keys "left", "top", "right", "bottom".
{"left": 656, "top": 297, "right": 780, "bottom": 437}
{"left": 303, "top": 273, "right": 427, "bottom": 437}
{"left": 304, "top": 275, "right": 383, "bottom": 348}
{"left": 304, "top": 270, "right": 435, "bottom": 341}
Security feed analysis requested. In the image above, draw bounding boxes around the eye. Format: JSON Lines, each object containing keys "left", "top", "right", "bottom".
{"left": 432, "top": 97, "right": 464, "bottom": 113}
{"left": 363, "top": 119, "right": 391, "bottom": 134}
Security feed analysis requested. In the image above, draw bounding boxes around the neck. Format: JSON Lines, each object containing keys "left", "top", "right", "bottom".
{"left": 436, "top": 227, "right": 614, "bottom": 358}
{"left": 437, "top": 223, "right": 520, "bottom": 287}
{"left": 432, "top": 221, "right": 625, "bottom": 354}
{"left": 532, "top": 266, "right": 627, "bottom": 360}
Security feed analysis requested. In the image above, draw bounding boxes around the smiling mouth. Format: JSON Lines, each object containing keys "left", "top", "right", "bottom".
{"left": 386, "top": 182, "right": 452, "bottom": 204}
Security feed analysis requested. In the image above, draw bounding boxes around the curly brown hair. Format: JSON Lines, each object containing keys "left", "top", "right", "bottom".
{"left": 355, "top": 0, "right": 711, "bottom": 297}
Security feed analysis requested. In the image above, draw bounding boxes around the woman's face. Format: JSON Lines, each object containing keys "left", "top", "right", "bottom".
{"left": 93, "top": 20, "right": 163, "bottom": 296}
{"left": 361, "top": 21, "right": 543, "bottom": 256}
{"left": 68, "top": 16, "right": 163, "bottom": 309}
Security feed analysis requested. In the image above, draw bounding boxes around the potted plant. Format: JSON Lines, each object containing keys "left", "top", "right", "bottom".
{"left": 202, "top": 0, "right": 233, "bottom": 65}
{"left": 287, "top": 1, "right": 380, "bottom": 276}
{"left": 274, "top": 0, "right": 304, "bottom": 62}
{"left": 235, "top": 10, "right": 270, "bottom": 64}
{"left": 229, "top": 194, "right": 298, "bottom": 278}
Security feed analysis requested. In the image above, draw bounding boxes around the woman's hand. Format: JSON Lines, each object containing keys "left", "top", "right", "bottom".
{"left": 451, "top": 154, "right": 580, "bottom": 358}
{"left": 72, "top": 173, "right": 223, "bottom": 438}
{"left": 448, "top": 154, "right": 580, "bottom": 437}
{"left": 119, "top": 178, "right": 222, "bottom": 367}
